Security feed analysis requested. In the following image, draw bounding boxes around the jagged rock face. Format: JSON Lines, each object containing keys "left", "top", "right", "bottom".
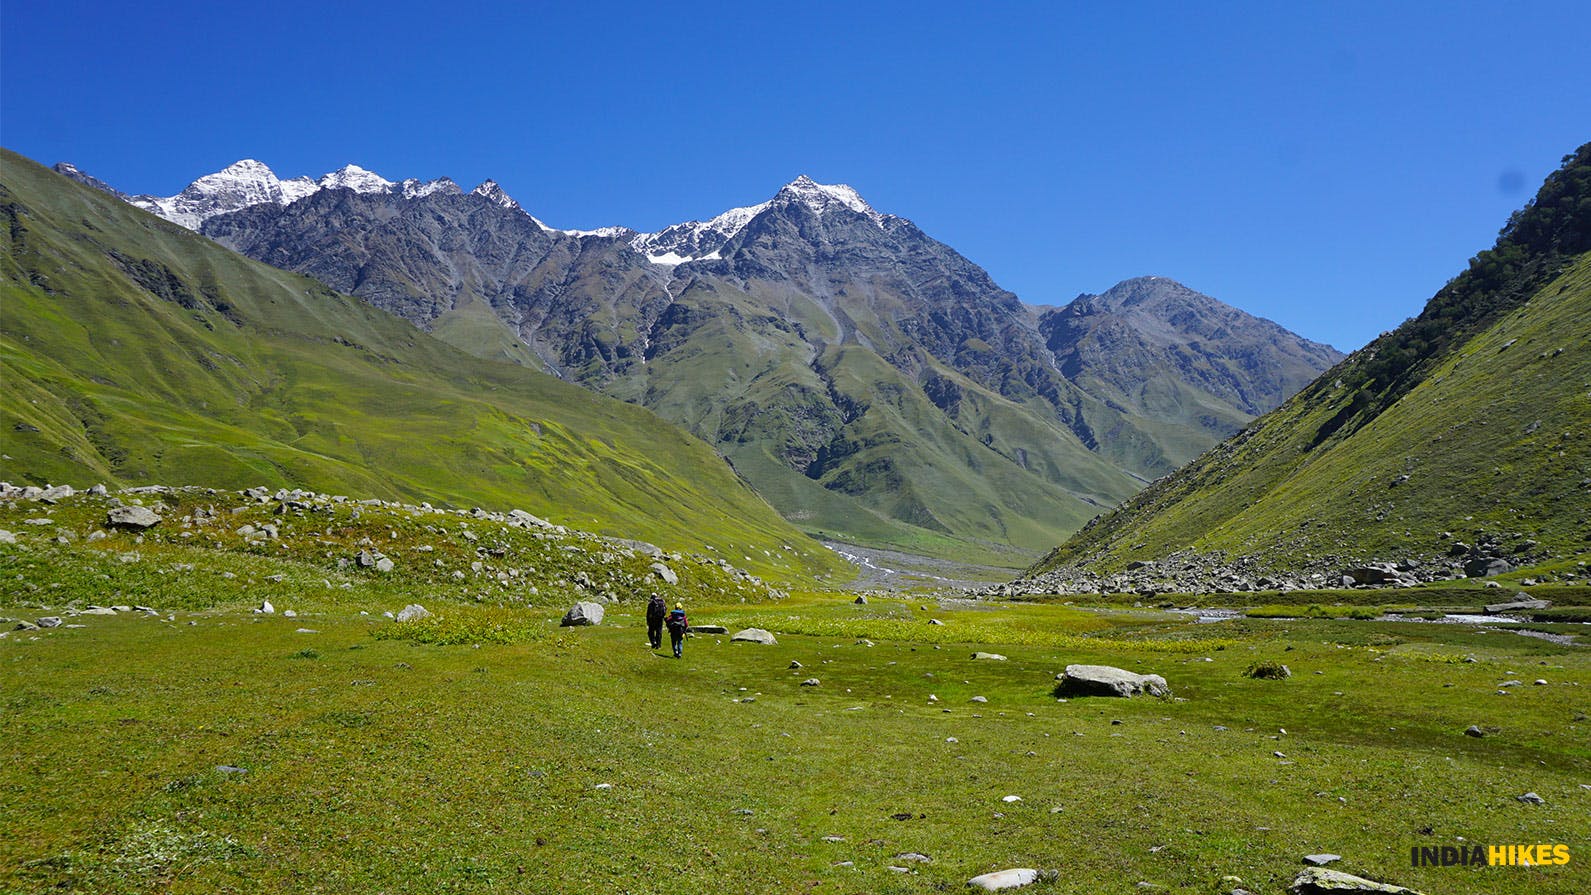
{"left": 1041, "top": 277, "right": 1344, "bottom": 438}
{"left": 75, "top": 159, "right": 1341, "bottom": 556}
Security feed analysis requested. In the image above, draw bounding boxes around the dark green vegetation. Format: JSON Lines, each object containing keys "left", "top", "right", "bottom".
{"left": 1033, "top": 144, "right": 1591, "bottom": 578}
{"left": 3, "top": 495, "right": 1587, "bottom": 894}
{"left": 0, "top": 151, "right": 850, "bottom": 582}
{"left": 193, "top": 171, "right": 1339, "bottom": 566}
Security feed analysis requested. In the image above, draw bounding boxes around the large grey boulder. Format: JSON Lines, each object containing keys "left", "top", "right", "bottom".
{"left": 1464, "top": 557, "right": 1512, "bottom": 578}
{"left": 1288, "top": 867, "right": 1426, "bottom": 894}
{"left": 731, "top": 628, "right": 777, "bottom": 645}
{"left": 107, "top": 505, "right": 162, "bottom": 530}
{"left": 1054, "top": 664, "right": 1170, "bottom": 698}
{"left": 560, "top": 601, "right": 605, "bottom": 627}
{"left": 650, "top": 562, "right": 678, "bottom": 585}
{"left": 1484, "top": 594, "right": 1550, "bottom": 614}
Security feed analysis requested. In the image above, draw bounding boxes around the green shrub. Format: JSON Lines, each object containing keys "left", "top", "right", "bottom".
{"left": 1244, "top": 660, "right": 1292, "bottom": 680}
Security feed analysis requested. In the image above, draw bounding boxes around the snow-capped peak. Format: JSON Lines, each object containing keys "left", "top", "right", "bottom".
{"left": 318, "top": 164, "right": 394, "bottom": 194}
{"left": 774, "top": 174, "right": 881, "bottom": 222}
{"left": 471, "top": 179, "right": 521, "bottom": 211}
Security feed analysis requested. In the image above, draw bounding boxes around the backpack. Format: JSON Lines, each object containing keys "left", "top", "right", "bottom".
{"left": 666, "top": 609, "right": 687, "bottom": 633}
{"left": 647, "top": 596, "right": 666, "bottom": 622}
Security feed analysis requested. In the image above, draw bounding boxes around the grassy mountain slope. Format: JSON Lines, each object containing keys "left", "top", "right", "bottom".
{"left": 0, "top": 150, "right": 851, "bottom": 583}
{"left": 1032, "top": 143, "right": 1591, "bottom": 576}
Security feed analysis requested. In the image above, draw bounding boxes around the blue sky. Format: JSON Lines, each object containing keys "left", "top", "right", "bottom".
{"left": 3, "top": 0, "right": 1588, "bottom": 351}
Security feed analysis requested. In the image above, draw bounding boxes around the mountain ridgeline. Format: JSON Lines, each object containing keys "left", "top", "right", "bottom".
{"left": 65, "top": 158, "right": 1342, "bottom": 563}
{"left": 1024, "top": 142, "right": 1591, "bottom": 589}
{"left": 0, "top": 150, "right": 853, "bottom": 583}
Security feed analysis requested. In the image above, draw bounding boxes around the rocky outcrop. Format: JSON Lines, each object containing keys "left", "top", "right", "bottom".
{"left": 1054, "top": 664, "right": 1170, "bottom": 698}
{"left": 560, "top": 601, "right": 605, "bottom": 627}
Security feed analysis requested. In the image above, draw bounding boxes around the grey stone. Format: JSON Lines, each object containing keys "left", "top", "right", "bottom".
{"left": 1516, "top": 792, "right": 1544, "bottom": 804}
{"left": 1484, "top": 596, "right": 1550, "bottom": 614}
{"left": 1288, "top": 867, "right": 1426, "bottom": 894}
{"left": 0, "top": 530, "right": 15, "bottom": 544}
{"left": 508, "top": 508, "right": 553, "bottom": 528}
{"left": 801, "top": 678, "right": 821, "bottom": 687}
{"left": 38, "top": 484, "right": 74, "bottom": 503}
{"left": 560, "top": 601, "right": 604, "bottom": 627}
{"left": 854, "top": 595, "right": 868, "bottom": 604}
{"left": 731, "top": 628, "right": 777, "bottom": 645}
{"left": 1464, "top": 725, "right": 1484, "bottom": 738}
{"left": 36, "top": 616, "right": 62, "bottom": 628}
{"left": 967, "top": 868, "right": 1041, "bottom": 890}
{"left": 971, "top": 652, "right": 1007, "bottom": 661}
{"left": 256, "top": 600, "right": 274, "bottom": 615}
{"left": 374, "top": 556, "right": 394, "bottom": 573}
{"left": 107, "top": 505, "right": 162, "bottom": 529}
{"left": 1302, "top": 854, "right": 1341, "bottom": 866}
{"left": 690, "top": 624, "right": 727, "bottom": 634}
{"left": 1055, "top": 664, "right": 1170, "bottom": 698}
{"left": 650, "top": 562, "right": 678, "bottom": 585}
{"left": 396, "top": 604, "right": 431, "bottom": 623}
{"left": 1464, "top": 557, "right": 1513, "bottom": 578}
{"left": 789, "top": 660, "right": 803, "bottom": 669}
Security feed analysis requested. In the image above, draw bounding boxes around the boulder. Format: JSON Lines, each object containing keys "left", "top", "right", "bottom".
{"left": 560, "top": 601, "right": 605, "bottom": 627}
{"left": 1288, "top": 867, "right": 1426, "bottom": 894}
{"left": 508, "top": 509, "right": 553, "bottom": 529}
{"left": 1054, "top": 664, "right": 1170, "bottom": 698}
{"left": 691, "top": 624, "right": 728, "bottom": 634}
{"left": 1464, "top": 557, "right": 1512, "bottom": 578}
{"left": 650, "top": 562, "right": 678, "bottom": 585}
{"left": 395, "top": 604, "right": 431, "bottom": 623}
{"left": 1484, "top": 595, "right": 1550, "bottom": 614}
{"left": 967, "top": 868, "right": 1041, "bottom": 890}
{"left": 854, "top": 595, "right": 868, "bottom": 604}
{"left": 1344, "top": 563, "right": 1403, "bottom": 585}
{"left": 106, "top": 505, "right": 162, "bottom": 530}
{"left": 731, "top": 628, "right": 777, "bottom": 645}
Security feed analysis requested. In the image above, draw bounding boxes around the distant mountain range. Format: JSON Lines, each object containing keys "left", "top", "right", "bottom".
{"left": 54, "top": 158, "right": 1343, "bottom": 564}
{"left": 1023, "top": 141, "right": 1591, "bottom": 590}
{"left": 3, "top": 150, "right": 851, "bottom": 584}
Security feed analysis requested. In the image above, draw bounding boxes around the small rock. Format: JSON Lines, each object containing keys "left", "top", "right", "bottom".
{"left": 854, "top": 595, "right": 868, "bottom": 605}
{"left": 800, "top": 678, "right": 820, "bottom": 687}
{"left": 255, "top": 601, "right": 275, "bottom": 615}
{"left": 1517, "top": 792, "right": 1544, "bottom": 804}
{"left": 896, "top": 852, "right": 932, "bottom": 863}
{"left": 283, "top": 609, "right": 297, "bottom": 618}
{"left": 971, "top": 652, "right": 1007, "bottom": 661}
{"left": 1302, "top": 854, "right": 1341, "bottom": 866}
{"left": 1464, "top": 725, "right": 1484, "bottom": 738}
{"left": 560, "top": 601, "right": 603, "bottom": 627}
{"left": 967, "top": 868, "right": 1041, "bottom": 891}
{"left": 36, "top": 616, "right": 62, "bottom": 628}
{"left": 107, "top": 505, "right": 162, "bottom": 529}
{"left": 396, "top": 604, "right": 431, "bottom": 623}
{"left": 970, "top": 695, "right": 988, "bottom": 703}
{"left": 788, "top": 660, "right": 803, "bottom": 669}
{"left": 1288, "top": 866, "right": 1425, "bottom": 894}
{"left": 216, "top": 765, "right": 247, "bottom": 774}
{"left": 1001, "top": 795, "right": 1022, "bottom": 803}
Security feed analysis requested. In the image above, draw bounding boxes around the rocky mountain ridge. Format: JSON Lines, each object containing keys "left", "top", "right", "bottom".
{"left": 59, "top": 157, "right": 1344, "bottom": 563}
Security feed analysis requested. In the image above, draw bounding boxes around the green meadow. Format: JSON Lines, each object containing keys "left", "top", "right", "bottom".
{"left": 3, "top": 497, "right": 1587, "bottom": 894}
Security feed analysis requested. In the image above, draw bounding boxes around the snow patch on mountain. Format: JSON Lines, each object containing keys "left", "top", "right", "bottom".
{"left": 629, "top": 175, "right": 886, "bottom": 264}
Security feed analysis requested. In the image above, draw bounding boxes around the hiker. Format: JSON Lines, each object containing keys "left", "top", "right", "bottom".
{"left": 645, "top": 593, "right": 667, "bottom": 650}
{"left": 666, "top": 601, "right": 688, "bottom": 659}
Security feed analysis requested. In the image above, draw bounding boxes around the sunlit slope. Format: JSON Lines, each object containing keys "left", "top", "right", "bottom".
{"left": 0, "top": 150, "right": 851, "bottom": 582}
{"left": 1033, "top": 143, "right": 1591, "bottom": 575}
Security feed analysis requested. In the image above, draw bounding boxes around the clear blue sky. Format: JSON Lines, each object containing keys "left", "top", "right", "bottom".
{"left": 4, "top": 1, "right": 1588, "bottom": 351}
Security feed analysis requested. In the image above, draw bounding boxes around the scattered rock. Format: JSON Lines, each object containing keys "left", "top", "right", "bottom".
{"left": 106, "top": 505, "right": 162, "bottom": 530}
{"left": 967, "top": 868, "right": 1042, "bottom": 891}
{"left": 396, "top": 604, "right": 431, "bottom": 623}
{"left": 1288, "top": 867, "right": 1425, "bottom": 894}
{"left": 854, "top": 595, "right": 868, "bottom": 605}
{"left": 800, "top": 678, "right": 821, "bottom": 687}
{"left": 1465, "top": 557, "right": 1513, "bottom": 579}
{"left": 1464, "top": 725, "right": 1484, "bottom": 738}
{"left": 374, "top": 556, "right": 394, "bottom": 573}
{"left": 650, "top": 562, "right": 678, "bottom": 585}
{"left": 1055, "top": 664, "right": 1170, "bottom": 698}
{"left": 36, "top": 616, "right": 62, "bottom": 628}
{"left": 970, "top": 695, "right": 988, "bottom": 703}
{"left": 896, "top": 852, "right": 932, "bottom": 863}
{"left": 0, "top": 530, "right": 15, "bottom": 544}
{"left": 971, "top": 652, "right": 1007, "bottom": 661}
{"left": 560, "top": 602, "right": 604, "bottom": 627}
{"left": 789, "top": 660, "right": 803, "bottom": 669}
{"left": 255, "top": 601, "right": 275, "bottom": 615}
{"left": 731, "top": 628, "right": 777, "bottom": 645}
{"left": 215, "top": 765, "right": 248, "bottom": 774}
{"left": 1516, "top": 792, "right": 1544, "bottom": 804}
{"left": 1303, "top": 854, "right": 1341, "bottom": 866}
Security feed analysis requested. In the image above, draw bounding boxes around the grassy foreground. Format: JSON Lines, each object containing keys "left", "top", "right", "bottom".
{"left": 3, "top": 513, "right": 1588, "bottom": 893}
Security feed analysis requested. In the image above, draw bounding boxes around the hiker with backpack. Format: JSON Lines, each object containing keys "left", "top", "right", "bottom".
{"left": 666, "top": 601, "right": 688, "bottom": 659}
{"left": 645, "top": 594, "right": 667, "bottom": 650}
